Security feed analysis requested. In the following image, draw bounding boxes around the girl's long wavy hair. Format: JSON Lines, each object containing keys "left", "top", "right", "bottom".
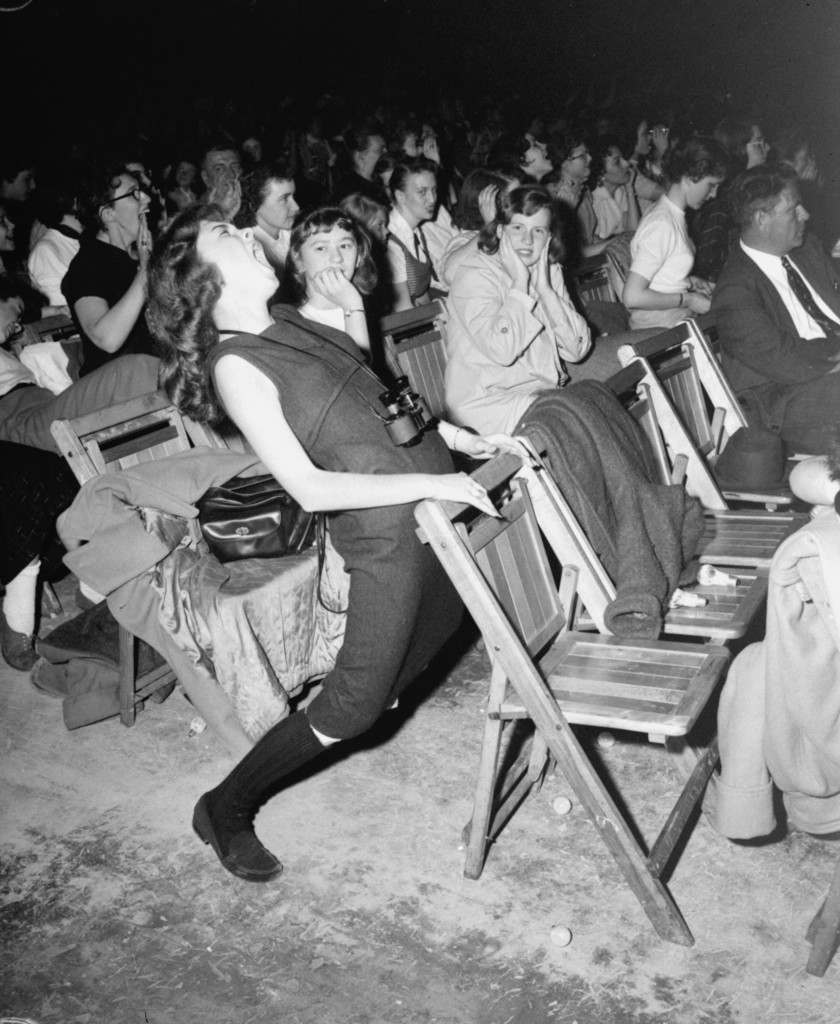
{"left": 145, "top": 203, "right": 227, "bottom": 423}
{"left": 478, "top": 185, "right": 565, "bottom": 264}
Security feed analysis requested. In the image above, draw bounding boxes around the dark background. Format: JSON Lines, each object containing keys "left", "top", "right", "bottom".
{"left": 4, "top": 0, "right": 839, "bottom": 158}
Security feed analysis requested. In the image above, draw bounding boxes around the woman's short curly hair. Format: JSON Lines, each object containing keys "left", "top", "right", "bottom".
{"left": 288, "top": 207, "right": 378, "bottom": 303}
{"left": 664, "top": 136, "right": 729, "bottom": 185}
{"left": 145, "top": 203, "right": 227, "bottom": 423}
{"left": 477, "top": 185, "right": 565, "bottom": 264}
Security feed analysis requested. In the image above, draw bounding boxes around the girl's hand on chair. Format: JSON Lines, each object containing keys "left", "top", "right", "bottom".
{"left": 457, "top": 432, "right": 523, "bottom": 460}
{"left": 430, "top": 473, "right": 499, "bottom": 517}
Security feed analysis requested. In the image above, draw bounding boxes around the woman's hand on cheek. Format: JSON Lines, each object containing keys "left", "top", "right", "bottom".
{"left": 499, "top": 232, "right": 530, "bottom": 293}
{"left": 533, "top": 243, "right": 552, "bottom": 298}
{"left": 478, "top": 185, "right": 499, "bottom": 225}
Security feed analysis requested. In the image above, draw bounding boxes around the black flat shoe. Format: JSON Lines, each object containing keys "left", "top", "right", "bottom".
{"left": 192, "top": 793, "right": 283, "bottom": 882}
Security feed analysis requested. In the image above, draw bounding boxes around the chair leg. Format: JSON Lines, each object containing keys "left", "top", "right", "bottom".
{"left": 118, "top": 626, "right": 138, "bottom": 727}
{"left": 464, "top": 663, "right": 507, "bottom": 880}
{"left": 648, "top": 738, "right": 719, "bottom": 878}
{"left": 806, "top": 857, "right": 840, "bottom": 976}
{"left": 538, "top": 715, "right": 695, "bottom": 946}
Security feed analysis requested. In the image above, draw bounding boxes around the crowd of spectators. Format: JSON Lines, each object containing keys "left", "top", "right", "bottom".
{"left": 1, "top": 88, "right": 838, "bottom": 683}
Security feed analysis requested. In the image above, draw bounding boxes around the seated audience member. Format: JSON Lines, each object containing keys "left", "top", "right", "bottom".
{"left": 0, "top": 284, "right": 160, "bottom": 669}
{"left": 62, "top": 167, "right": 158, "bottom": 375}
{"left": 1, "top": 154, "right": 38, "bottom": 258}
{"left": 444, "top": 185, "right": 703, "bottom": 638}
{"left": 199, "top": 141, "right": 243, "bottom": 222}
{"left": 339, "top": 193, "right": 391, "bottom": 325}
{"left": 386, "top": 157, "right": 445, "bottom": 310}
{"left": 0, "top": 436, "right": 78, "bottom": 671}
{"left": 544, "top": 133, "right": 607, "bottom": 258}
{"left": 440, "top": 168, "right": 518, "bottom": 286}
{"left": 340, "top": 193, "right": 388, "bottom": 247}
{"left": 236, "top": 163, "right": 299, "bottom": 281}
{"left": 488, "top": 134, "right": 553, "bottom": 184}
{"left": 241, "top": 135, "right": 263, "bottom": 171}
{"left": 391, "top": 125, "right": 422, "bottom": 160}
{"left": 705, "top": 441, "right": 840, "bottom": 841}
{"left": 629, "top": 120, "right": 670, "bottom": 211}
{"left": 711, "top": 165, "right": 840, "bottom": 455}
{"left": 164, "top": 158, "right": 199, "bottom": 216}
{"left": 0, "top": 199, "right": 51, "bottom": 320}
{"left": 589, "top": 137, "right": 641, "bottom": 243}
{"left": 445, "top": 185, "right": 591, "bottom": 435}
{"left": 145, "top": 203, "right": 508, "bottom": 881}
{"left": 622, "top": 136, "right": 727, "bottom": 329}
{"left": 331, "top": 124, "right": 389, "bottom": 206}
{"left": 27, "top": 186, "right": 82, "bottom": 310}
{"left": 296, "top": 113, "right": 336, "bottom": 207}
{"left": 692, "top": 117, "right": 770, "bottom": 282}
{"left": 776, "top": 130, "right": 837, "bottom": 251}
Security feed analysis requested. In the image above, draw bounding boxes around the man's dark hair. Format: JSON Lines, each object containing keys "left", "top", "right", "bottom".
{"left": 728, "top": 165, "right": 800, "bottom": 230}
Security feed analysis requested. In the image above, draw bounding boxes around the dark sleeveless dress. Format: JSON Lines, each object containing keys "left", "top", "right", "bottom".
{"left": 207, "top": 305, "right": 462, "bottom": 740}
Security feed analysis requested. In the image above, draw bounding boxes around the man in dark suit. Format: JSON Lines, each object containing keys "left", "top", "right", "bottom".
{"left": 712, "top": 165, "right": 840, "bottom": 454}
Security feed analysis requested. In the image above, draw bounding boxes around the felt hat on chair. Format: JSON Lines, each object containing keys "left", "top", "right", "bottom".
{"left": 714, "top": 426, "right": 788, "bottom": 492}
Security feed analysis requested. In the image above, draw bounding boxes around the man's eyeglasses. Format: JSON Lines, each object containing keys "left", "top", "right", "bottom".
{"left": 102, "top": 186, "right": 147, "bottom": 207}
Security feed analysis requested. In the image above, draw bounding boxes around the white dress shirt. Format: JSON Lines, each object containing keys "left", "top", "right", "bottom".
{"left": 740, "top": 240, "right": 840, "bottom": 340}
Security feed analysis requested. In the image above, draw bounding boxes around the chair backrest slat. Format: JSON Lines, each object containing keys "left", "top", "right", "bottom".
{"left": 571, "top": 254, "right": 616, "bottom": 305}
{"left": 617, "top": 329, "right": 730, "bottom": 509}
{"left": 470, "top": 484, "right": 564, "bottom": 655}
{"left": 50, "top": 390, "right": 192, "bottom": 484}
{"left": 381, "top": 301, "right": 448, "bottom": 420}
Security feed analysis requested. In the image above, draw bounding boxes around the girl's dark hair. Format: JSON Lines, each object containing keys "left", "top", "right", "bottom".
{"left": 78, "top": 166, "right": 137, "bottom": 232}
{"left": 145, "top": 203, "right": 226, "bottom": 423}
{"left": 235, "top": 160, "right": 295, "bottom": 229}
{"left": 478, "top": 185, "right": 565, "bottom": 263}
{"left": 454, "top": 168, "right": 512, "bottom": 231}
{"left": 288, "top": 206, "right": 378, "bottom": 302}
{"left": 664, "top": 136, "right": 729, "bottom": 185}
{"left": 589, "top": 135, "right": 626, "bottom": 185}
{"left": 339, "top": 192, "right": 387, "bottom": 238}
{"left": 388, "top": 157, "right": 438, "bottom": 200}
{"left": 713, "top": 117, "right": 760, "bottom": 171}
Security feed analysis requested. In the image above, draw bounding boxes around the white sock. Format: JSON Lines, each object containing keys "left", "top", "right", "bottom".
{"left": 79, "top": 580, "right": 105, "bottom": 604}
{"left": 3, "top": 560, "right": 40, "bottom": 635}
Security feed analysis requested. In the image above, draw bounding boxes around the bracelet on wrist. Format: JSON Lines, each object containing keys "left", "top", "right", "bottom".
{"left": 344, "top": 308, "right": 365, "bottom": 317}
{"left": 678, "top": 291, "right": 686, "bottom": 308}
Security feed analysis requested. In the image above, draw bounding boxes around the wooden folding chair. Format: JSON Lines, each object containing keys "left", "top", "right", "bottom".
{"left": 50, "top": 391, "right": 195, "bottom": 725}
{"left": 570, "top": 253, "right": 616, "bottom": 305}
{"left": 606, "top": 360, "right": 807, "bottom": 570}
{"left": 381, "top": 301, "right": 448, "bottom": 420}
{"left": 515, "top": 440, "right": 768, "bottom": 643}
{"left": 617, "top": 321, "right": 796, "bottom": 509}
{"left": 415, "top": 453, "right": 729, "bottom": 945}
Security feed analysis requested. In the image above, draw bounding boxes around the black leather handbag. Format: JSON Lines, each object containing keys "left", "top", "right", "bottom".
{"left": 197, "top": 473, "right": 318, "bottom": 563}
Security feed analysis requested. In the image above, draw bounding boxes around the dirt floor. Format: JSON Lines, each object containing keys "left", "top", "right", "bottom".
{"left": 2, "top": 576, "right": 839, "bottom": 1024}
